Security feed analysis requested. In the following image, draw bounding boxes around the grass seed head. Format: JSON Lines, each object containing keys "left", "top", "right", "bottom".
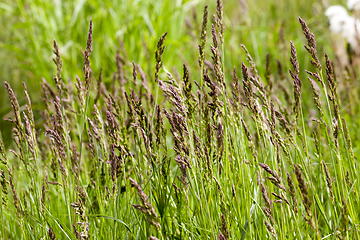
{"left": 264, "top": 220, "right": 277, "bottom": 239}
{"left": 340, "top": 198, "right": 348, "bottom": 237}
{"left": 9, "top": 176, "right": 22, "bottom": 218}
{"left": 52, "top": 40, "right": 63, "bottom": 94}
{"left": 199, "top": 5, "right": 208, "bottom": 68}
{"left": 241, "top": 45, "right": 259, "bottom": 78}
{"left": 289, "top": 41, "right": 301, "bottom": 121}
{"left": 298, "top": 17, "right": 321, "bottom": 70}
{"left": 215, "top": 0, "right": 224, "bottom": 43}
{"left": 48, "top": 227, "right": 56, "bottom": 240}
{"left": 260, "top": 182, "right": 272, "bottom": 209}
{"left": 83, "top": 19, "right": 93, "bottom": 94}
{"left": 220, "top": 213, "right": 230, "bottom": 239}
{"left": 0, "top": 169, "right": 8, "bottom": 209}
{"left": 322, "top": 160, "right": 334, "bottom": 204}
{"left": 154, "top": 32, "right": 168, "bottom": 83}
{"left": 212, "top": 24, "right": 219, "bottom": 50}
{"left": 4, "top": 82, "right": 24, "bottom": 142}
{"left": 294, "top": 164, "right": 312, "bottom": 217}
{"left": 130, "top": 177, "right": 160, "bottom": 230}
{"left": 333, "top": 118, "right": 339, "bottom": 150}
{"left": 308, "top": 77, "right": 324, "bottom": 118}
{"left": 0, "top": 138, "right": 8, "bottom": 166}
{"left": 241, "top": 63, "right": 253, "bottom": 108}
{"left": 286, "top": 173, "right": 298, "bottom": 214}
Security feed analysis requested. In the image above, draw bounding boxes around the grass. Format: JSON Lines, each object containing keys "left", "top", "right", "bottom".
{"left": 0, "top": 0, "right": 338, "bottom": 145}
{"left": 1, "top": 0, "right": 360, "bottom": 239}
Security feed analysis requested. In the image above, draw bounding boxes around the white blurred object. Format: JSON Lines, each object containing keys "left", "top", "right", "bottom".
{"left": 325, "top": 4, "right": 360, "bottom": 77}
{"left": 343, "top": 18, "right": 360, "bottom": 49}
{"left": 348, "top": 0, "right": 360, "bottom": 11}
{"left": 325, "top": 5, "right": 349, "bottom": 18}
{"left": 326, "top": 7, "right": 360, "bottom": 49}
{"left": 329, "top": 15, "right": 352, "bottom": 34}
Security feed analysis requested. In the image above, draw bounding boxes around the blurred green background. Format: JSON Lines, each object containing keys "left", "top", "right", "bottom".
{"left": 0, "top": 0, "right": 342, "bottom": 146}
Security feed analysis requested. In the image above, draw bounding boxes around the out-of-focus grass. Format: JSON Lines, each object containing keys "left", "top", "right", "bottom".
{"left": 0, "top": 0, "right": 339, "bottom": 145}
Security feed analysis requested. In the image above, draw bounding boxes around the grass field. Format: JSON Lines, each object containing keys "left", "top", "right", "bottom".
{"left": 1, "top": 0, "right": 360, "bottom": 239}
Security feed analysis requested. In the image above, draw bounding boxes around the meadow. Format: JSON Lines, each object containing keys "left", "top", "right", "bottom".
{"left": 0, "top": 0, "right": 359, "bottom": 239}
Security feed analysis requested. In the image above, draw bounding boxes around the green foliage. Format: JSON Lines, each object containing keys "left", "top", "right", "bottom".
{"left": 1, "top": 0, "right": 359, "bottom": 239}
{"left": 0, "top": 0, "right": 339, "bottom": 144}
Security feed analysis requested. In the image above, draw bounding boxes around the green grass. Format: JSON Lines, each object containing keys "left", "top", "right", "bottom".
{"left": 0, "top": 0, "right": 339, "bottom": 145}
{"left": 1, "top": 0, "right": 360, "bottom": 239}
